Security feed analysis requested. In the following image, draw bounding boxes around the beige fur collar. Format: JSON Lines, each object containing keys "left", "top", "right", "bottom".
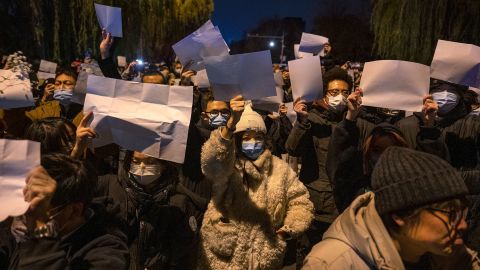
{"left": 235, "top": 149, "right": 272, "bottom": 182}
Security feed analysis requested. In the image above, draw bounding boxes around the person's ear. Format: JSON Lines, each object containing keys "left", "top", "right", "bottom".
{"left": 201, "top": 112, "right": 208, "bottom": 120}
{"left": 392, "top": 214, "right": 407, "bottom": 227}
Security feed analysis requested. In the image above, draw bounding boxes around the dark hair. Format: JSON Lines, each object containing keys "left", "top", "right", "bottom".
{"left": 323, "top": 66, "right": 353, "bottom": 92}
{"left": 24, "top": 118, "right": 75, "bottom": 155}
{"left": 55, "top": 68, "right": 78, "bottom": 81}
{"left": 41, "top": 153, "right": 97, "bottom": 207}
{"left": 200, "top": 90, "right": 217, "bottom": 112}
{"left": 363, "top": 125, "right": 408, "bottom": 175}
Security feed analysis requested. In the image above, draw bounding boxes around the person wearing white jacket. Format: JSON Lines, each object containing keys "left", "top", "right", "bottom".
{"left": 197, "top": 96, "right": 314, "bottom": 270}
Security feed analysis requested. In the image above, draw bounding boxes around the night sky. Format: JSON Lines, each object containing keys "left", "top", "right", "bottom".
{"left": 212, "top": 0, "right": 369, "bottom": 43}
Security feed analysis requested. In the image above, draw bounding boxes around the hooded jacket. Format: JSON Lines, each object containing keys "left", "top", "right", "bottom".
{"left": 303, "top": 192, "right": 480, "bottom": 270}
{"left": 198, "top": 129, "right": 314, "bottom": 270}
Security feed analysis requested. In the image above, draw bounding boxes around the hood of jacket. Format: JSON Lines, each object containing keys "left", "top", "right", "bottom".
{"left": 323, "top": 192, "right": 405, "bottom": 269}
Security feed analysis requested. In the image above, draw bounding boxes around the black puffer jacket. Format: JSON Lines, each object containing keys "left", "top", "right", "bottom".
{"left": 97, "top": 166, "right": 204, "bottom": 270}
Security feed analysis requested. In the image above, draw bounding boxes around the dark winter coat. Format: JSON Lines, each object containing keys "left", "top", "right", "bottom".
{"left": 2, "top": 203, "right": 129, "bottom": 270}
{"left": 285, "top": 106, "right": 343, "bottom": 223}
{"left": 97, "top": 167, "right": 205, "bottom": 270}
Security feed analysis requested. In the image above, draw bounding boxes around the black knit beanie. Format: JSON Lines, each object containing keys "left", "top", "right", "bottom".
{"left": 372, "top": 146, "right": 468, "bottom": 215}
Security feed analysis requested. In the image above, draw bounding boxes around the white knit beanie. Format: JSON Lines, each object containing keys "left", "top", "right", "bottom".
{"left": 234, "top": 103, "right": 267, "bottom": 134}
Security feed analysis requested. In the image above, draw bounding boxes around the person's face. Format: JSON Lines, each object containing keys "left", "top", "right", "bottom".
{"left": 326, "top": 80, "right": 349, "bottom": 98}
{"left": 397, "top": 202, "right": 468, "bottom": 256}
{"left": 368, "top": 134, "right": 397, "bottom": 164}
{"left": 324, "top": 43, "right": 331, "bottom": 54}
{"left": 202, "top": 100, "right": 230, "bottom": 123}
{"left": 204, "top": 100, "right": 229, "bottom": 115}
{"left": 84, "top": 57, "right": 92, "bottom": 64}
{"left": 131, "top": 151, "right": 163, "bottom": 168}
{"left": 54, "top": 74, "right": 76, "bottom": 90}
{"left": 143, "top": 74, "right": 165, "bottom": 84}
{"left": 242, "top": 130, "right": 265, "bottom": 144}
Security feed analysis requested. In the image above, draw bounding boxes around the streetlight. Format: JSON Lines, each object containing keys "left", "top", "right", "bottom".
{"left": 247, "top": 33, "right": 285, "bottom": 64}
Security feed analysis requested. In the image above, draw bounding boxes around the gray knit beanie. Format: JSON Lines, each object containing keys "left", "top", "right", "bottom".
{"left": 372, "top": 146, "right": 468, "bottom": 215}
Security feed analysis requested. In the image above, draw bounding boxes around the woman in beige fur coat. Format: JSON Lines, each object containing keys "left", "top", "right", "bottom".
{"left": 197, "top": 96, "right": 314, "bottom": 270}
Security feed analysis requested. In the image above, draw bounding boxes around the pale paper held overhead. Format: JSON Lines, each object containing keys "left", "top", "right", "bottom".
{"left": 252, "top": 85, "right": 284, "bottom": 112}
{"left": 72, "top": 63, "right": 104, "bottom": 105}
{"left": 298, "top": 33, "right": 329, "bottom": 55}
{"left": 172, "top": 20, "right": 230, "bottom": 71}
{"left": 360, "top": 60, "right": 430, "bottom": 112}
{"left": 284, "top": 102, "right": 297, "bottom": 125}
{"left": 39, "top": 59, "right": 57, "bottom": 74}
{"left": 0, "top": 70, "right": 35, "bottom": 109}
{"left": 36, "top": 71, "right": 56, "bottom": 81}
{"left": 288, "top": 56, "right": 323, "bottom": 102}
{"left": 84, "top": 75, "right": 193, "bottom": 164}
{"left": 191, "top": 69, "right": 210, "bottom": 88}
{"left": 0, "top": 139, "right": 40, "bottom": 222}
{"left": 294, "top": 44, "right": 314, "bottom": 59}
{"left": 274, "top": 71, "right": 284, "bottom": 86}
{"left": 204, "top": 50, "right": 276, "bottom": 101}
{"left": 94, "top": 3, "right": 123, "bottom": 37}
{"left": 117, "top": 56, "right": 127, "bottom": 67}
{"left": 431, "top": 40, "right": 480, "bottom": 88}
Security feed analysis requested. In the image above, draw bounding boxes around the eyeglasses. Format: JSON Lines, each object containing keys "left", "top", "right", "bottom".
{"left": 46, "top": 204, "right": 68, "bottom": 219}
{"left": 425, "top": 207, "right": 468, "bottom": 227}
{"left": 206, "top": 110, "right": 230, "bottom": 118}
{"left": 54, "top": 80, "right": 75, "bottom": 87}
{"left": 327, "top": 88, "right": 349, "bottom": 97}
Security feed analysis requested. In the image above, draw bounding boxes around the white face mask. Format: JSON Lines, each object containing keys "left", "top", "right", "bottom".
{"left": 327, "top": 94, "right": 347, "bottom": 111}
{"left": 175, "top": 68, "right": 182, "bottom": 74}
{"left": 432, "top": 90, "right": 459, "bottom": 115}
{"left": 129, "top": 164, "right": 163, "bottom": 185}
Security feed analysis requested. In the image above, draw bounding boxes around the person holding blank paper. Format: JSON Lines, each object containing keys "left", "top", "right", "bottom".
{"left": 398, "top": 79, "right": 480, "bottom": 170}
{"left": 285, "top": 67, "right": 353, "bottom": 254}
{"left": 198, "top": 96, "right": 313, "bottom": 270}
{"left": 327, "top": 88, "right": 450, "bottom": 213}
{"left": 1, "top": 153, "right": 129, "bottom": 269}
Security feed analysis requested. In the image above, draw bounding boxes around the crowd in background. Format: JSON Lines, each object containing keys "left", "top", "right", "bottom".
{"left": 0, "top": 28, "right": 479, "bottom": 270}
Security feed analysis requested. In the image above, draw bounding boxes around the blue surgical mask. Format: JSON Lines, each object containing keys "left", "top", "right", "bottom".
{"left": 241, "top": 140, "right": 264, "bottom": 160}
{"left": 432, "top": 91, "right": 459, "bottom": 115}
{"left": 53, "top": 89, "right": 73, "bottom": 106}
{"left": 208, "top": 114, "right": 228, "bottom": 128}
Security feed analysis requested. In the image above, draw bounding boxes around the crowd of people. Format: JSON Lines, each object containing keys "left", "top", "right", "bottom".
{"left": 0, "top": 28, "right": 479, "bottom": 270}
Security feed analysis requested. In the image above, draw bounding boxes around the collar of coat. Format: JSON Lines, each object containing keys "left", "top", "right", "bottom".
{"left": 234, "top": 149, "right": 273, "bottom": 182}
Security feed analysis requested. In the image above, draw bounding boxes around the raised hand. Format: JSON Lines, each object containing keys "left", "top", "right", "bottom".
{"left": 71, "top": 112, "right": 96, "bottom": 159}
{"left": 222, "top": 95, "right": 245, "bottom": 139}
{"left": 99, "top": 29, "right": 114, "bottom": 60}
{"left": 293, "top": 97, "right": 309, "bottom": 120}
{"left": 422, "top": 95, "right": 438, "bottom": 127}
{"left": 346, "top": 88, "right": 363, "bottom": 121}
{"left": 24, "top": 166, "right": 57, "bottom": 221}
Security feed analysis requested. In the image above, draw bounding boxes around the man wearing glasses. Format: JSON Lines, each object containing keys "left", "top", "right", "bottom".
{"left": 303, "top": 146, "right": 480, "bottom": 269}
